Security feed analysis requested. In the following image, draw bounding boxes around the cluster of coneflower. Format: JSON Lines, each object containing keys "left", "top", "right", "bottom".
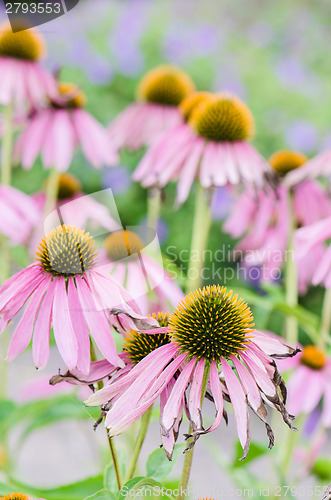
{"left": 1, "top": 20, "right": 331, "bottom": 497}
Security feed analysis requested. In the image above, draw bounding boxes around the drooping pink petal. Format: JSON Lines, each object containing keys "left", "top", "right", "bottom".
{"left": 162, "top": 357, "right": 196, "bottom": 432}
{"left": 207, "top": 360, "right": 224, "bottom": 432}
{"left": 221, "top": 358, "right": 249, "bottom": 456}
{"left": 67, "top": 277, "right": 90, "bottom": 375}
{"left": 7, "top": 275, "right": 51, "bottom": 362}
{"left": 52, "top": 278, "right": 78, "bottom": 370}
{"left": 51, "top": 110, "right": 76, "bottom": 171}
{"left": 176, "top": 138, "right": 205, "bottom": 205}
{"left": 188, "top": 358, "right": 205, "bottom": 430}
{"left": 106, "top": 352, "right": 186, "bottom": 436}
{"left": 32, "top": 278, "right": 56, "bottom": 369}
{"left": 75, "top": 274, "right": 122, "bottom": 368}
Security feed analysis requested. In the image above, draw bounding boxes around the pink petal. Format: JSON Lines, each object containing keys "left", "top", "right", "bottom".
{"left": 188, "top": 358, "right": 205, "bottom": 430}
{"left": 52, "top": 278, "right": 78, "bottom": 370}
{"left": 32, "top": 278, "right": 56, "bottom": 369}
{"left": 75, "top": 275, "right": 122, "bottom": 368}
{"left": 7, "top": 275, "right": 51, "bottom": 362}
{"left": 222, "top": 358, "right": 249, "bottom": 454}
{"left": 162, "top": 357, "right": 196, "bottom": 431}
{"left": 68, "top": 277, "right": 90, "bottom": 375}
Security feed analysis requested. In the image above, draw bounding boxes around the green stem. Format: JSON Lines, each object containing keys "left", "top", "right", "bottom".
{"left": 89, "top": 339, "right": 123, "bottom": 490}
{"left": 1, "top": 100, "right": 14, "bottom": 186}
{"left": 44, "top": 168, "right": 61, "bottom": 217}
{"left": 147, "top": 187, "right": 161, "bottom": 232}
{"left": 319, "top": 287, "right": 331, "bottom": 349}
{"left": 123, "top": 404, "right": 153, "bottom": 483}
{"left": 285, "top": 190, "right": 298, "bottom": 344}
{"left": 185, "top": 181, "right": 212, "bottom": 294}
{"left": 280, "top": 415, "right": 304, "bottom": 480}
{"left": 0, "top": 102, "right": 14, "bottom": 396}
{"left": 176, "top": 362, "right": 211, "bottom": 500}
{"left": 176, "top": 433, "right": 194, "bottom": 500}
{"left": 107, "top": 434, "right": 123, "bottom": 490}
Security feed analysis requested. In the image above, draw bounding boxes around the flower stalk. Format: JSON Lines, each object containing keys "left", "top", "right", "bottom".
{"left": 89, "top": 339, "right": 123, "bottom": 490}
{"left": 319, "top": 287, "right": 331, "bottom": 349}
{"left": 147, "top": 186, "right": 161, "bottom": 232}
{"left": 1, "top": 100, "right": 14, "bottom": 186}
{"left": 185, "top": 181, "right": 212, "bottom": 293}
{"left": 285, "top": 190, "right": 299, "bottom": 344}
{"left": 123, "top": 404, "right": 153, "bottom": 483}
{"left": 176, "top": 362, "right": 211, "bottom": 500}
{"left": 0, "top": 100, "right": 15, "bottom": 400}
{"left": 44, "top": 168, "right": 61, "bottom": 217}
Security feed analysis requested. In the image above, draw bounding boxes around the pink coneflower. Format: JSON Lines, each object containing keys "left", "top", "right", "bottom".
{"left": 0, "top": 22, "right": 56, "bottom": 108}
{"left": 87, "top": 285, "right": 298, "bottom": 459}
{"left": 0, "top": 185, "right": 39, "bottom": 245}
{"left": 34, "top": 173, "right": 120, "bottom": 229}
{"left": 14, "top": 82, "right": 118, "bottom": 171}
{"left": 285, "top": 144, "right": 331, "bottom": 186}
{"left": 0, "top": 224, "right": 154, "bottom": 373}
{"left": 223, "top": 150, "right": 331, "bottom": 293}
{"left": 279, "top": 345, "right": 331, "bottom": 427}
{"left": 84, "top": 311, "right": 187, "bottom": 459}
{"left": 108, "top": 65, "right": 195, "bottom": 151}
{"left": 101, "top": 229, "right": 184, "bottom": 314}
{"left": 134, "top": 92, "right": 270, "bottom": 205}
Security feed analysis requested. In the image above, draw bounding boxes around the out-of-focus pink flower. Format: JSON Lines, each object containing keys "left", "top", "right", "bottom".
{"left": 87, "top": 285, "right": 298, "bottom": 460}
{"left": 296, "top": 216, "right": 331, "bottom": 288}
{"left": 223, "top": 150, "right": 331, "bottom": 293}
{"left": 0, "top": 185, "right": 39, "bottom": 246}
{"left": 0, "top": 22, "right": 56, "bottom": 109}
{"left": 278, "top": 345, "right": 331, "bottom": 427}
{"left": 286, "top": 145, "right": 331, "bottom": 186}
{"left": 108, "top": 65, "right": 195, "bottom": 151}
{"left": 29, "top": 173, "right": 121, "bottom": 254}
{"left": 134, "top": 92, "right": 270, "bottom": 205}
{"left": 100, "top": 229, "right": 184, "bottom": 314}
{"left": 14, "top": 82, "right": 118, "bottom": 171}
{"left": 0, "top": 224, "right": 156, "bottom": 372}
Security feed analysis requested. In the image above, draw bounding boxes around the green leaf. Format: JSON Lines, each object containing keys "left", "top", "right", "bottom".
{"left": 0, "top": 480, "right": 17, "bottom": 495}
{"left": 84, "top": 489, "right": 117, "bottom": 500}
{"left": 128, "top": 478, "right": 173, "bottom": 500}
{"left": 9, "top": 475, "right": 104, "bottom": 500}
{"left": 146, "top": 444, "right": 185, "bottom": 480}
{"left": 233, "top": 440, "right": 267, "bottom": 467}
{"left": 312, "top": 457, "right": 331, "bottom": 480}
{"left": 11, "top": 395, "right": 99, "bottom": 445}
{"left": 0, "top": 400, "right": 17, "bottom": 432}
{"left": 118, "top": 477, "right": 145, "bottom": 500}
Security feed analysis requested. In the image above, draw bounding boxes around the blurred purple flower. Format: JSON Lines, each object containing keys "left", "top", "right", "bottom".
{"left": 163, "top": 23, "right": 221, "bottom": 64}
{"left": 275, "top": 57, "right": 307, "bottom": 87}
{"left": 109, "top": 1, "right": 147, "bottom": 76}
{"left": 211, "top": 187, "right": 233, "bottom": 220}
{"left": 286, "top": 120, "right": 318, "bottom": 153}
{"left": 102, "top": 166, "right": 132, "bottom": 195}
{"left": 303, "top": 405, "right": 321, "bottom": 438}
